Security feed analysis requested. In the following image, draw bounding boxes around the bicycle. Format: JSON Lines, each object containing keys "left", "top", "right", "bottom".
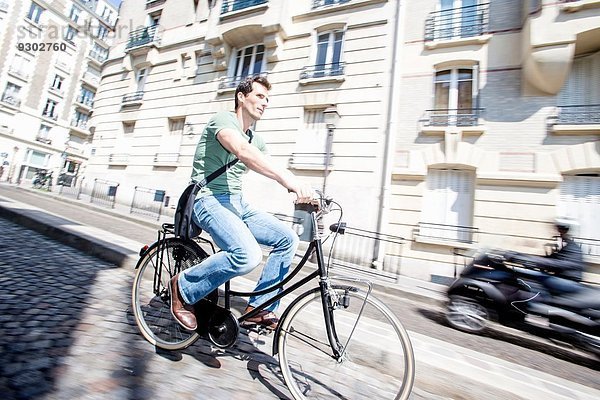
{"left": 131, "top": 192, "right": 415, "bottom": 399}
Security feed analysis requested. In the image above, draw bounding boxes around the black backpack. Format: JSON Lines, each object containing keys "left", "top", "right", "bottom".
{"left": 173, "top": 158, "right": 239, "bottom": 240}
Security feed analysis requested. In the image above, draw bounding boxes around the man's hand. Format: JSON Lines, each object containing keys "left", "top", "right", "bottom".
{"left": 289, "top": 182, "right": 316, "bottom": 204}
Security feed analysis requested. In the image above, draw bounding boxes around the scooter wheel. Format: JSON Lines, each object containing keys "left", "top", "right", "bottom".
{"left": 446, "top": 295, "right": 490, "bottom": 334}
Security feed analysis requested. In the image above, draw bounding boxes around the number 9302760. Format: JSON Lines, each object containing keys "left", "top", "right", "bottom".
{"left": 17, "top": 42, "right": 67, "bottom": 52}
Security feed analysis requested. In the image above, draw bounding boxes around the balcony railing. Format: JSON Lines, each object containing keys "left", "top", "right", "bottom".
{"left": 71, "top": 119, "right": 89, "bottom": 130}
{"left": 555, "top": 104, "right": 600, "bottom": 125}
{"left": 8, "top": 67, "right": 30, "bottom": 80}
{"left": 108, "top": 153, "right": 130, "bottom": 164}
{"left": 221, "top": 0, "right": 268, "bottom": 14}
{"left": 312, "top": 0, "right": 351, "bottom": 8}
{"left": 218, "top": 73, "right": 268, "bottom": 91}
{"left": 575, "top": 237, "right": 600, "bottom": 259}
{"left": 154, "top": 153, "right": 180, "bottom": 164}
{"left": 425, "top": 3, "right": 489, "bottom": 42}
{"left": 289, "top": 152, "right": 333, "bottom": 170}
{"left": 126, "top": 25, "right": 159, "bottom": 50}
{"left": 417, "top": 222, "right": 479, "bottom": 244}
{"left": 1, "top": 96, "right": 21, "bottom": 107}
{"left": 42, "top": 111, "right": 58, "bottom": 121}
{"left": 146, "top": 0, "right": 166, "bottom": 9}
{"left": 77, "top": 96, "right": 94, "bottom": 108}
{"left": 89, "top": 50, "right": 108, "bottom": 63}
{"left": 422, "top": 108, "right": 484, "bottom": 127}
{"left": 299, "top": 62, "right": 345, "bottom": 80}
{"left": 35, "top": 136, "right": 52, "bottom": 145}
{"left": 122, "top": 91, "right": 144, "bottom": 103}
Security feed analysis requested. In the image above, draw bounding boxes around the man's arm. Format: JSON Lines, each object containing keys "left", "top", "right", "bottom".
{"left": 217, "top": 128, "right": 313, "bottom": 201}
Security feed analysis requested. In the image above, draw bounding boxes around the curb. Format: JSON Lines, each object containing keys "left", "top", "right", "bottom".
{"left": 0, "top": 200, "right": 139, "bottom": 270}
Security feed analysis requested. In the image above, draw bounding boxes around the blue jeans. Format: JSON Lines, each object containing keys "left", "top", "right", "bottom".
{"left": 177, "top": 193, "right": 299, "bottom": 312}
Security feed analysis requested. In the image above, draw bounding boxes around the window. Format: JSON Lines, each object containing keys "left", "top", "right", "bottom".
{"left": 69, "top": 5, "right": 81, "bottom": 23}
{"left": 65, "top": 26, "right": 77, "bottom": 44}
{"left": 1, "top": 83, "right": 22, "bottom": 106}
{"left": 420, "top": 169, "right": 475, "bottom": 243}
{"left": 42, "top": 99, "right": 58, "bottom": 119}
{"left": 51, "top": 75, "right": 64, "bottom": 92}
{"left": 432, "top": 0, "right": 485, "bottom": 41}
{"left": 221, "top": 0, "right": 268, "bottom": 14}
{"left": 26, "top": 2, "right": 44, "bottom": 24}
{"left": 313, "top": 30, "right": 344, "bottom": 77}
{"left": 558, "top": 175, "right": 600, "bottom": 257}
{"left": 79, "top": 87, "right": 95, "bottom": 107}
{"left": 556, "top": 51, "right": 600, "bottom": 125}
{"left": 169, "top": 118, "right": 185, "bottom": 135}
{"left": 135, "top": 68, "right": 148, "bottom": 92}
{"left": 72, "top": 111, "right": 89, "bottom": 129}
{"left": 9, "top": 54, "right": 31, "bottom": 79}
{"left": 90, "top": 43, "right": 108, "bottom": 62}
{"left": 37, "top": 124, "right": 52, "bottom": 144}
{"left": 230, "top": 44, "right": 265, "bottom": 79}
{"left": 290, "top": 108, "right": 333, "bottom": 169}
{"left": 431, "top": 67, "right": 479, "bottom": 126}
{"left": 97, "top": 24, "right": 109, "bottom": 40}
{"left": 147, "top": 11, "right": 161, "bottom": 26}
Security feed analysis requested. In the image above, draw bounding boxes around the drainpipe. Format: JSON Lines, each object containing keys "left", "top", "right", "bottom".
{"left": 372, "top": 0, "right": 405, "bottom": 270}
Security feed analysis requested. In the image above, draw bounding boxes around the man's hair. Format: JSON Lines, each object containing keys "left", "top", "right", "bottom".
{"left": 234, "top": 75, "right": 271, "bottom": 110}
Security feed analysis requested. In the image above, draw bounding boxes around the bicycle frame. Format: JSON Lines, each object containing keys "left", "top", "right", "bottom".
{"left": 225, "top": 209, "right": 345, "bottom": 358}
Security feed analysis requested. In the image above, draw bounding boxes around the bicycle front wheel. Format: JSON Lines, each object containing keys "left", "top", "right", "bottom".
{"left": 277, "top": 286, "right": 415, "bottom": 400}
{"left": 132, "top": 238, "right": 207, "bottom": 350}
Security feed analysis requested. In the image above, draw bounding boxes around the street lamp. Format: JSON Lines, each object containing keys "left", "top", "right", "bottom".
{"left": 321, "top": 106, "right": 340, "bottom": 195}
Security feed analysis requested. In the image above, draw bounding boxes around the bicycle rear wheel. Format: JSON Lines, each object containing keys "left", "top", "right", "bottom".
{"left": 132, "top": 238, "right": 208, "bottom": 350}
{"left": 277, "top": 286, "right": 415, "bottom": 400}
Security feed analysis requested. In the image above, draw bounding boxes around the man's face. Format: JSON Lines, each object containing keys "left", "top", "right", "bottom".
{"left": 239, "top": 82, "right": 269, "bottom": 121}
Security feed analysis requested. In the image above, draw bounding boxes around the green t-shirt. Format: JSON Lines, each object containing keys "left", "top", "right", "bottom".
{"left": 191, "top": 111, "right": 266, "bottom": 196}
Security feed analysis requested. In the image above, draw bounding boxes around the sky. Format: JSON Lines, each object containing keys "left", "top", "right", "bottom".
{"left": 106, "top": 0, "right": 122, "bottom": 8}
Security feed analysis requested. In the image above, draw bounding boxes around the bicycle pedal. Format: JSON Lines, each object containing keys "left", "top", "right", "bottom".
{"left": 241, "top": 323, "right": 273, "bottom": 335}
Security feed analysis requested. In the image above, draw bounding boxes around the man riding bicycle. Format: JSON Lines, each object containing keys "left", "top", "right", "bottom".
{"left": 170, "top": 76, "right": 315, "bottom": 331}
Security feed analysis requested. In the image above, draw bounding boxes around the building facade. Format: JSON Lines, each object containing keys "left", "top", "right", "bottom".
{"left": 0, "top": 0, "right": 118, "bottom": 186}
{"left": 85, "top": 0, "right": 600, "bottom": 282}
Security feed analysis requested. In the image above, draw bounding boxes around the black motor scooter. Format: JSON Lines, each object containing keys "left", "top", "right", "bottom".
{"left": 445, "top": 250, "right": 600, "bottom": 356}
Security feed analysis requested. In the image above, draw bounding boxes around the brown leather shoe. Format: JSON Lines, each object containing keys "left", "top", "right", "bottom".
{"left": 243, "top": 306, "right": 279, "bottom": 330}
{"left": 169, "top": 274, "right": 197, "bottom": 331}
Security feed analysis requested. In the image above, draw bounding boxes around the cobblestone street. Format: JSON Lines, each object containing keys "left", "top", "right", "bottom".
{"left": 0, "top": 217, "right": 296, "bottom": 400}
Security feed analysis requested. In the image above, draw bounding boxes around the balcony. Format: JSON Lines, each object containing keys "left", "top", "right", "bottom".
{"left": 88, "top": 50, "right": 108, "bottom": 64}
{"left": 550, "top": 104, "right": 600, "bottom": 134}
{"left": 424, "top": 3, "right": 489, "bottom": 47}
{"left": 1, "top": 96, "right": 21, "bottom": 108}
{"left": 125, "top": 25, "right": 160, "bottom": 51}
{"left": 559, "top": 0, "right": 600, "bottom": 13}
{"left": 35, "top": 136, "right": 52, "bottom": 145}
{"left": 217, "top": 73, "right": 268, "bottom": 93}
{"left": 108, "top": 153, "right": 130, "bottom": 165}
{"left": 415, "top": 222, "right": 479, "bottom": 246}
{"left": 122, "top": 91, "right": 144, "bottom": 105}
{"left": 421, "top": 108, "right": 484, "bottom": 126}
{"left": 289, "top": 152, "right": 334, "bottom": 171}
{"left": 299, "top": 63, "right": 346, "bottom": 85}
{"left": 76, "top": 96, "right": 95, "bottom": 109}
{"left": 8, "top": 67, "right": 30, "bottom": 81}
{"left": 82, "top": 72, "right": 101, "bottom": 87}
{"left": 221, "top": 0, "right": 268, "bottom": 15}
{"left": 146, "top": 0, "right": 166, "bottom": 9}
{"left": 42, "top": 111, "right": 59, "bottom": 121}
{"left": 312, "top": 0, "right": 351, "bottom": 9}
{"left": 153, "top": 153, "right": 179, "bottom": 166}
{"left": 71, "top": 119, "right": 89, "bottom": 131}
